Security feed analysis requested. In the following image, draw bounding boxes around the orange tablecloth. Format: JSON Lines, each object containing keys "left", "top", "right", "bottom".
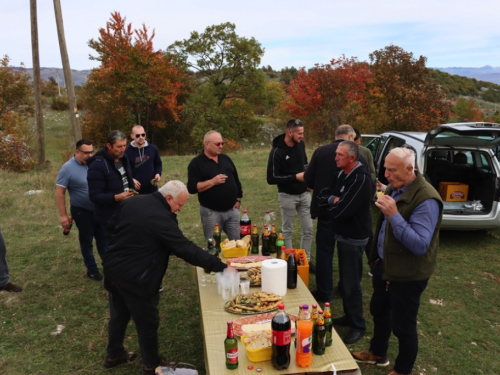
{"left": 195, "top": 264, "right": 361, "bottom": 375}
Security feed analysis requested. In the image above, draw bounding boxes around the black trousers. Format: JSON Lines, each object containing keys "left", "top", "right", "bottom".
{"left": 104, "top": 278, "right": 161, "bottom": 367}
{"left": 369, "top": 260, "right": 428, "bottom": 374}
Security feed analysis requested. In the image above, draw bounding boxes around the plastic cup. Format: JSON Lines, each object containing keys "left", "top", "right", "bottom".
{"left": 221, "top": 281, "right": 230, "bottom": 300}
{"left": 200, "top": 275, "right": 206, "bottom": 287}
{"left": 240, "top": 280, "right": 250, "bottom": 295}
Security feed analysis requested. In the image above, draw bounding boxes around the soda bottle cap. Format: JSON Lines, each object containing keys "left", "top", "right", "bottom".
{"left": 227, "top": 320, "right": 233, "bottom": 325}
{"left": 244, "top": 210, "right": 248, "bottom": 213}
{"left": 265, "top": 211, "right": 269, "bottom": 214}
{"left": 324, "top": 302, "right": 330, "bottom": 307}
{"left": 318, "top": 309, "right": 324, "bottom": 314}
{"left": 289, "top": 249, "right": 295, "bottom": 253}
{"left": 278, "top": 304, "right": 284, "bottom": 310}
{"left": 302, "top": 304, "right": 309, "bottom": 309}
{"left": 253, "top": 224, "right": 257, "bottom": 227}
{"left": 312, "top": 303, "right": 318, "bottom": 308}
{"left": 215, "top": 223, "right": 219, "bottom": 225}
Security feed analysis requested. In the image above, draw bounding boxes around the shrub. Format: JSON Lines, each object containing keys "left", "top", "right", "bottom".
{"left": 50, "top": 96, "right": 69, "bottom": 111}
{"left": 0, "top": 132, "right": 35, "bottom": 172}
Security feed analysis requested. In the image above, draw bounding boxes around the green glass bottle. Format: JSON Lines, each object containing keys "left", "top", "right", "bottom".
{"left": 251, "top": 224, "right": 259, "bottom": 254}
{"left": 324, "top": 302, "right": 333, "bottom": 347}
{"left": 269, "top": 224, "right": 277, "bottom": 253}
{"left": 225, "top": 321, "right": 238, "bottom": 369}
{"left": 213, "top": 223, "right": 221, "bottom": 253}
{"left": 312, "top": 310, "right": 326, "bottom": 355}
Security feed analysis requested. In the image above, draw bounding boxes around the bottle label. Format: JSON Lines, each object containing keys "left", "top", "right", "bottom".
{"left": 240, "top": 224, "right": 251, "bottom": 235}
{"left": 300, "top": 334, "right": 312, "bottom": 353}
{"left": 272, "top": 329, "right": 291, "bottom": 346}
{"left": 227, "top": 347, "right": 238, "bottom": 363}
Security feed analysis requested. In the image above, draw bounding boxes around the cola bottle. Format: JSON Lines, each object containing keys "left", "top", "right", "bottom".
{"left": 271, "top": 304, "right": 291, "bottom": 370}
{"left": 287, "top": 249, "right": 297, "bottom": 289}
{"left": 239, "top": 210, "right": 251, "bottom": 239}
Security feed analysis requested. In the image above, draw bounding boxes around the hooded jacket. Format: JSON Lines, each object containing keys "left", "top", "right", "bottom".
{"left": 87, "top": 147, "right": 134, "bottom": 225}
{"left": 267, "top": 134, "right": 308, "bottom": 195}
{"left": 125, "top": 140, "right": 162, "bottom": 194}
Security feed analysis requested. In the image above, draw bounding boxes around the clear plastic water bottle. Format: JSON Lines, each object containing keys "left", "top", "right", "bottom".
{"left": 263, "top": 211, "right": 271, "bottom": 227}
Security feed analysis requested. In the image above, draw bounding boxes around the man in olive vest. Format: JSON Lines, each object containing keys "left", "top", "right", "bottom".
{"left": 352, "top": 147, "right": 443, "bottom": 375}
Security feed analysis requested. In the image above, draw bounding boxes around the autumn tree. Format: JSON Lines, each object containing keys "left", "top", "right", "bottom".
{"left": 167, "top": 22, "right": 266, "bottom": 142}
{"left": 450, "top": 97, "right": 484, "bottom": 122}
{"left": 0, "top": 55, "right": 35, "bottom": 171}
{"left": 82, "top": 12, "right": 185, "bottom": 147}
{"left": 281, "top": 56, "right": 371, "bottom": 140}
{"left": 367, "top": 45, "right": 451, "bottom": 133}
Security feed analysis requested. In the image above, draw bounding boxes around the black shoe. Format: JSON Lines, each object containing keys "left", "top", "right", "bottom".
{"left": 344, "top": 329, "right": 365, "bottom": 344}
{"left": 87, "top": 271, "right": 103, "bottom": 281}
{"left": 103, "top": 351, "right": 136, "bottom": 368}
{"left": 332, "top": 316, "right": 350, "bottom": 326}
{"left": 310, "top": 289, "right": 333, "bottom": 304}
{"left": 309, "top": 262, "right": 316, "bottom": 274}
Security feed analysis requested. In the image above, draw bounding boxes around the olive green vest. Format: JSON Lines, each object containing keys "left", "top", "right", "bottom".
{"left": 372, "top": 173, "right": 443, "bottom": 282}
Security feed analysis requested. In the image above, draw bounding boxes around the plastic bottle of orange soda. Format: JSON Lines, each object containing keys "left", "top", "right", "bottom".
{"left": 296, "top": 304, "right": 313, "bottom": 367}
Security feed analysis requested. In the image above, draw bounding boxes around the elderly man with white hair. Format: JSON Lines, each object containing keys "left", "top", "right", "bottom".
{"left": 352, "top": 147, "right": 443, "bottom": 375}
{"left": 102, "top": 180, "right": 227, "bottom": 374}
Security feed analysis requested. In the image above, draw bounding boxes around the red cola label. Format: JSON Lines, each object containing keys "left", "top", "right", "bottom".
{"left": 227, "top": 347, "right": 238, "bottom": 363}
{"left": 240, "top": 225, "right": 251, "bottom": 236}
{"left": 272, "top": 329, "right": 291, "bottom": 346}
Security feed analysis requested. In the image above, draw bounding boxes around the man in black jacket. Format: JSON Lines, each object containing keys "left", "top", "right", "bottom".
{"left": 102, "top": 180, "right": 227, "bottom": 374}
{"left": 319, "top": 140, "right": 374, "bottom": 345}
{"left": 305, "top": 124, "right": 357, "bottom": 303}
{"left": 267, "top": 119, "right": 313, "bottom": 261}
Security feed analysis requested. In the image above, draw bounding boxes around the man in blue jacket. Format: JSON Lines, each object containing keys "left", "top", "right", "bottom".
{"left": 125, "top": 125, "right": 162, "bottom": 194}
{"left": 87, "top": 131, "right": 135, "bottom": 251}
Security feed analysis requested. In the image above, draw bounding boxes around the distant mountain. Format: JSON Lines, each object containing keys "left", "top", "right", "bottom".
{"left": 434, "top": 66, "right": 500, "bottom": 85}
{"left": 16, "top": 67, "right": 91, "bottom": 87}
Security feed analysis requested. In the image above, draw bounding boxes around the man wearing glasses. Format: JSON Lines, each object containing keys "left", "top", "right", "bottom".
{"left": 267, "top": 119, "right": 313, "bottom": 265}
{"left": 125, "top": 125, "right": 162, "bottom": 194}
{"left": 187, "top": 130, "right": 243, "bottom": 241}
{"left": 56, "top": 139, "right": 107, "bottom": 281}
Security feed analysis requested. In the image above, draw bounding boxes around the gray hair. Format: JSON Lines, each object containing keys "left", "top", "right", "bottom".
{"left": 338, "top": 140, "right": 359, "bottom": 161}
{"left": 106, "top": 130, "right": 127, "bottom": 145}
{"left": 389, "top": 147, "right": 416, "bottom": 169}
{"left": 204, "top": 130, "right": 221, "bottom": 142}
{"left": 158, "top": 180, "right": 188, "bottom": 200}
{"left": 335, "top": 124, "right": 355, "bottom": 139}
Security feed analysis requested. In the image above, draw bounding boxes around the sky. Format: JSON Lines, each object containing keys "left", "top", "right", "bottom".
{"left": 3, "top": 0, "right": 500, "bottom": 71}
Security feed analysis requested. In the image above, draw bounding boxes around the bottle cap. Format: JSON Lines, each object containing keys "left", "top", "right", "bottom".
{"left": 302, "top": 304, "right": 309, "bottom": 309}
{"left": 278, "top": 303, "right": 284, "bottom": 310}
{"left": 324, "top": 302, "right": 330, "bottom": 307}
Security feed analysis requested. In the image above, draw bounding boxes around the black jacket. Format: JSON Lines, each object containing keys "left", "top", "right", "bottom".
{"left": 305, "top": 140, "right": 371, "bottom": 219}
{"left": 327, "top": 163, "right": 374, "bottom": 241}
{"left": 87, "top": 148, "right": 134, "bottom": 225}
{"left": 267, "top": 134, "right": 308, "bottom": 195}
{"left": 103, "top": 192, "right": 227, "bottom": 296}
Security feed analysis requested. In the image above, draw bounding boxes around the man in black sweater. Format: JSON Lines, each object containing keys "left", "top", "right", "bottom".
{"left": 187, "top": 131, "right": 243, "bottom": 241}
{"left": 102, "top": 180, "right": 227, "bottom": 374}
{"left": 319, "top": 140, "right": 374, "bottom": 345}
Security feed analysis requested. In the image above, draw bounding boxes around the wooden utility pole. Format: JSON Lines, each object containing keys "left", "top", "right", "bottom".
{"left": 53, "top": 0, "right": 82, "bottom": 142}
{"left": 30, "top": 0, "right": 46, "bottom": 166}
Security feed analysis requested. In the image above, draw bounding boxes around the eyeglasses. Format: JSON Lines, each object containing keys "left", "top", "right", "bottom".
{"left": 135, "top": 133, "right": 146, "bottom": 138}
{"left": 77, "top": 149, "right": 94, "bottom": 155}
{"left": 211, "top": 142, "right": 224, "bottom": 147}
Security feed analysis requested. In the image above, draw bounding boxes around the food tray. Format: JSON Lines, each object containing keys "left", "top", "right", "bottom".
{"left": 233, "top": 313, "right": 297, "bottom": 336}
{"left": 221, "top": 243, "right": 250, "bottom": 258}
{"left": 241, "top": 334, "right": 272, "bottom": 362}
{"left": 226, "top": 255, "right": 272, "bottom": 269}
{"left": 224, "top": 301, "right": 278, "bottom": 315}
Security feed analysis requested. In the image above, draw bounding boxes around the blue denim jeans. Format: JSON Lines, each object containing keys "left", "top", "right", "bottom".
{"left": 337, "top": 241, "right": 366, "bottom": 331}
{"left": 0, "top": 222, "right": 10, "bottom": 288}
{"left": 314, "top": 216, "right": 336, "bottom": 300}
{"left": 70, "top": 206, "right": 107, "bottom": 273}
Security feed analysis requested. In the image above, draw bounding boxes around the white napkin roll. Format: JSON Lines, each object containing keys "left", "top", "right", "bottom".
{"left": 261, "top": 259, "right": 287, "bottom": 296}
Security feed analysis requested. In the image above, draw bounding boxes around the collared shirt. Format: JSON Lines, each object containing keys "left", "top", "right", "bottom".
{"left": 56, "top": 156, "right": 94, "bottom": 211}
{"left": 187, "top": 153, "right": 243, "bottom": 212}
{"left": 377, "top": 180, "right": 440, "bottom": 259}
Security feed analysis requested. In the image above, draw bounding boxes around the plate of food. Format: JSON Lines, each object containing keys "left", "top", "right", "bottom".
{"left": 224, "top": 291, "right": 283, "bottom": 314}
{"left": 239, "top": 267, "right": 261, "bottom": 286}
{"left": 233, "top": 312, "right": 298, "bottom": 336}
{"left": 226, "top": 256, "right": 272, "bottom": 270}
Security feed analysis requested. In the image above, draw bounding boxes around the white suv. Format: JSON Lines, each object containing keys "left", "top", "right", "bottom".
{"left": 366, "top": 122, "right": 500, "bottom": 230}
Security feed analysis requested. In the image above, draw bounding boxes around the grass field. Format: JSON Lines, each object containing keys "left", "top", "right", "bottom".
{"left": 0, "top": 111, "right": 499, "bottom": 374}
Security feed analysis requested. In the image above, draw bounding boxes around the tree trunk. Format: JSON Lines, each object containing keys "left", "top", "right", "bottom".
{"left": 53, "top": 0, "right": 82, "bottom": 142}
{"left": 30, "top": 0, "right": 45, "bottom": 166}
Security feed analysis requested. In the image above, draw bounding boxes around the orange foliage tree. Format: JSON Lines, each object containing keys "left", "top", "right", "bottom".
{"left": 280, "top": 56, "right": 371, "bottom": 140}
{"left": 366, "top": 45, "right": 451, "bottom": 133}
{"left": 81, "top": 12, "right": 185, "bottom": 148}
{"left": 450, "top": 97, "right": 484, "bottom": 122}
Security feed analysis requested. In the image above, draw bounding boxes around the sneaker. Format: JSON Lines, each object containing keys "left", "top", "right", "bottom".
{"left": 142, "top": 357, "right": 171, "bottom": 375}
{"left": 103, "top": 351, "right": 136, "bottom": 368}
{"left": 352, "top": 349, "right": 390, "bottom": 367}
{"left": 387, "top": 369, "right": 414, "bottom": 375}
{"left": 0, "top": 282, "right": 23, "bottom": 292}
{"left": 368, "top": 270, "right": 373, "bottom": 277}
{"left": 87, "top": 271, "right": 103, "bottom": 281}
{"left": 159, "top": 285, "right": 164, "bottom": 292}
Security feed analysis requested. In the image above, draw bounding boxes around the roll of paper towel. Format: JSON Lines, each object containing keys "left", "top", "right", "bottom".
{"left": 261, "top": 259, "right": 287, "bottom": 296}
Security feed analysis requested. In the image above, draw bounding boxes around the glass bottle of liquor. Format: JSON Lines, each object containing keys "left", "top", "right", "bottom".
{"left": 269, "top": 224, "right": 277, "bottom": 254}
{"left": 251, "top": 224, "right": 259, "bottom": 254}
{"left": 261, "top": 225, "right": 270, "bottom": 256}
{"left": 312, "top": 310, "right": 326, "bottom": 355}
{"left": 225, "top": 321, "right": 238, "bottom": 369}
{"left": 323, "top": 302, "right": 333, "bottom": 347}
{"left": 213, "top": 223, "right": 221, "bottom": 253}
